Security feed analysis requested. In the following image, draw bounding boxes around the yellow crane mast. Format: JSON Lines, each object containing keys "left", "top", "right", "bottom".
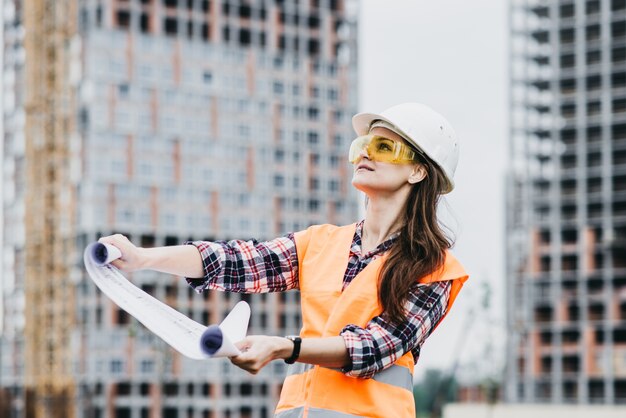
{"left": 23, "top": 0, "right": 78, "bottom": 417}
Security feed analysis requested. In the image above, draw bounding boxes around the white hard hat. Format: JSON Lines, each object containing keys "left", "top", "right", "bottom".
{"left": 352, "top": 102, "right": 459, "bottom": 193}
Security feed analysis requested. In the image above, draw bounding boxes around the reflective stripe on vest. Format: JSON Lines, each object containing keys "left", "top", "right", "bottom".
{"left": 285, "top": 363, "right": 413, "bottom": 393}
{"left": 276, "top": 406, "right": 363, "bottom": 418}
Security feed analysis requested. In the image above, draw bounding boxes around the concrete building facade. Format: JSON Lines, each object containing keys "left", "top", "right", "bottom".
{"left": 507, "top": 0, "right": 626, "bottom": 404}
{"left": 1, "top": 0, "right": 359, "bottom": 417}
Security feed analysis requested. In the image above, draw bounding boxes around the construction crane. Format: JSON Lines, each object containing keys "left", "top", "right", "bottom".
{"left": 23, "top": 0, "right": 77, "bottom": 417}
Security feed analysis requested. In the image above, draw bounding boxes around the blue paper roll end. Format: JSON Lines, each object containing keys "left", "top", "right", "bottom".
{"left": 91, "top": 243, "right": 109, "bottom": 265}
{"left": 200, "top": 325, "right": 223, "bottom": 356}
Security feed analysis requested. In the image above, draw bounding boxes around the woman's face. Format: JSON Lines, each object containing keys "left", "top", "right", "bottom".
{"left": 350, "top": 126, "right": 426, "bottom": 196}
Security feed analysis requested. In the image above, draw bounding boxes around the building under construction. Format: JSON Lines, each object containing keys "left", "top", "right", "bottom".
{"left": 0, "top": 0, "right": 358, "bottom": 417}
{"left": 507, "top": 0, "right": 626, "bottom": 404}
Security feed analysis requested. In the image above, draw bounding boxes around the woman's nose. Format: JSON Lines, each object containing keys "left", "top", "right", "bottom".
{"left": 358, "top": 147, "right": 370, "bottom": 161}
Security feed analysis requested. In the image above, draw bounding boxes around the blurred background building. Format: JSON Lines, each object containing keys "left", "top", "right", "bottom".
{"left": 507, "top": 0, "right": 626, "bottom": 405}
{"left": 1, "top": 0, "right": 358, "bottom": 417}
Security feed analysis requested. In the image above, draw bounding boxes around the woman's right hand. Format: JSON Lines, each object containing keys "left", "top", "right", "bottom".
{"left": 98, "top": 234, "right": 147, "bottom": 272}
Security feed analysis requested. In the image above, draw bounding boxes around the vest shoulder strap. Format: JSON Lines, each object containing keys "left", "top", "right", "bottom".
{"left": 294, "top": 223, "right": 356, "bottom": 267}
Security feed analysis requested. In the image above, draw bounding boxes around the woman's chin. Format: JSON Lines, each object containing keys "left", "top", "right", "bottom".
{"left": 351, "top": 178, "right": 374, "bottom": 194}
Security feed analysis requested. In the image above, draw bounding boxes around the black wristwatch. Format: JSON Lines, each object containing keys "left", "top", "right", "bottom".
{"left": 284, "top": 335, "right": 302, "bottom": 364}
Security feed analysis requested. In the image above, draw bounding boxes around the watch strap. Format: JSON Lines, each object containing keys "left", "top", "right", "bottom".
{"left": 284, "top": 336, "right": 302, "bottom": 364}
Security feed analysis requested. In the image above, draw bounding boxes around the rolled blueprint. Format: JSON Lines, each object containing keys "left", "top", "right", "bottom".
{"left": 83, "top": 242, "right": 250, "bottom": 359}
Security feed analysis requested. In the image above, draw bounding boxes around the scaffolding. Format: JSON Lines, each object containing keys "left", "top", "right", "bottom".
{"left": 506, "top": 0, "right": 626, "bottom": 404}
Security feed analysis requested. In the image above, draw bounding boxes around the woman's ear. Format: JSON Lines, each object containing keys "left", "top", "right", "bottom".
{"left": 408, "top": 164, "right": 427, "bottom": 184}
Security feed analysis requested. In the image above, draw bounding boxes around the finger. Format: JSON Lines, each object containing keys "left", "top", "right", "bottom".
{"left": 99, "top": 234, "right": 127, "bottom": 245}
{"left": 98, "top": 236, "right": 114, "bottom": 244}
{"left": 231, "top": 350, "right": 252, "bottom": 363}
{"left": 229, "top": 355, "right": 251, "bottom": 369}
{"left": 235, "top": 338, "right": 251, "bottom": 351}
{"left": 114, "top": 234, "right": 130, "bottom": 243}
{"left": 110, "top": 259, "right": 125, "bottom": 270}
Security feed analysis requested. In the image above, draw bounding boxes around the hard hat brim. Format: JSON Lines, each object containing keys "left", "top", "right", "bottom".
{"left": 352, "top": 112, "right": 388, "bottom": 137}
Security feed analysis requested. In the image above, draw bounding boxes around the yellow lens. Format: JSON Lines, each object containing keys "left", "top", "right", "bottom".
{"left": 348, "top": 135, "right": 371, "bottom": 163}
{"left": 348, "top": 134, "right": 417, "bottom": 164}
{"left": 369, "top": 137, "right": 397, "bottom": 161}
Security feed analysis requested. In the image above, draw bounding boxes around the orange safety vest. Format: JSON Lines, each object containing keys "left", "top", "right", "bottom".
{"left": 275, "top": 223, "right": 469, "bottom": 418}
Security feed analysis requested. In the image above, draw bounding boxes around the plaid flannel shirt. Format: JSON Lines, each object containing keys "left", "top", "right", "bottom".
{"left": 186, "top": 221, "right": 451, "bottom": 379}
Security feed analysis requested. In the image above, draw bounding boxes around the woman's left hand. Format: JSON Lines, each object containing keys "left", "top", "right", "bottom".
{"left": 229, "top": 335, "right": 293, "bottom": 375}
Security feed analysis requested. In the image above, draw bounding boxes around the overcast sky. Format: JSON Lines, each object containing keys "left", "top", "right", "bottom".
{"left": 359, "top": 0, "right": 509, "bottom": 381}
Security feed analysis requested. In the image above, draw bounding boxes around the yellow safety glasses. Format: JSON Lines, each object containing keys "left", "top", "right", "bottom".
{"left": 348, "top": 134, "right": 419, "bottom": 165}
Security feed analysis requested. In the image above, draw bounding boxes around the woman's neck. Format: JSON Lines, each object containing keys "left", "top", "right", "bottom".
{"left": 362, "top": 194, "right": 405, "bottom": 253}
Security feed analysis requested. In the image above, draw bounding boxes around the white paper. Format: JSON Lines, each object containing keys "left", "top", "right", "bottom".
{"left": 83, "top": 242, "right": 250, "bottom": 359}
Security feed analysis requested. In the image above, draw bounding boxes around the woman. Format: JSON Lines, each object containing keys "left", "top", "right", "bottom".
{"left": 100, "top": 102, "right": 469, "bottom": 418}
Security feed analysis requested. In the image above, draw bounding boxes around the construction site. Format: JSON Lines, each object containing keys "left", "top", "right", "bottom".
{"left": 4, "top": 0, "right": 626, "bottom": 417}
{"left": 506, "top": 0, "right": 626, "bottom": 405}
{"left": 1, "top": 0, "right": 358, "bottom": 417}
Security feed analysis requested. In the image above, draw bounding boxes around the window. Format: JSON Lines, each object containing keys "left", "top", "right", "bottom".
{"left": 586, "top": 50, "right": 601, "bottom": 65}
{"left": 308, "top": 39, "right": 320, "bottom": 56}
{"left": 111, "top": 360, "right": 124, "bottom": 374}
{"left": 560, "top": 28, "right": 575, "bottom": 44}
{"left": 560, "top": 54, "right": 575, "bottom": 68}
{"left": 308, "top": 131, "right": 319, "bottom": 144}
{"left": 116, "top": 10, "right": 131, "bottom": 29}
{"left": 308, "top": 199, "right": 320, "bottom": 212}
{"left": 118, "top": 83, "right": 130, "bottom": 99}
{"left": 141, "top": 360, "right": 154, "bottom": 373}
{"left": 561, "top": 103, "right": 576, "bottom": 117}
{"left": 164, "top": 17, "right": 178, "bottom": 35}
{"left": 613, "top": 46, "right": 626, "bottom": 63}
{"left": 164, "top": 383, "right": 179, "bottom": 396}
{"left": 586, "top": 0, "right": 600, "bottom": 14}
{"left": 559, "top": 3, "right": 575, "bottom": 18}
{"left": 274, "top": 175, "right": 284, "bottom": 187}
{"left": 273, "top": 81, "right": 284, "bottom": 94}
{"left": 239, "top": 4, "right": 251, "bottom": 18}
{"left": 586, "top": 74, "right": 601, "bottom": 91}
{"left": 115, "top": 408, "right": 131, "bottom": 418}
{"left": 586, "top": 24, "right": 601, "bottom": 41}
{"left": 310, "top": 153, "right": 320, "bottom": 166}
{"left": 308, "top": 15, "right": 320, "bottom": 29}
{"left": 587, "top": 101, "right": 601, "bottom": 115}
{"left": 612, "top": 0, "right": 626, "bottom": 12}
{"left": 239, "top": 28, "right": 251, "bottom": 46}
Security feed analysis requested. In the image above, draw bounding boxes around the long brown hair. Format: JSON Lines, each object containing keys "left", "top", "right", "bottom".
{"left": 377, "top": 157, "right": 454, "bottom": 325}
